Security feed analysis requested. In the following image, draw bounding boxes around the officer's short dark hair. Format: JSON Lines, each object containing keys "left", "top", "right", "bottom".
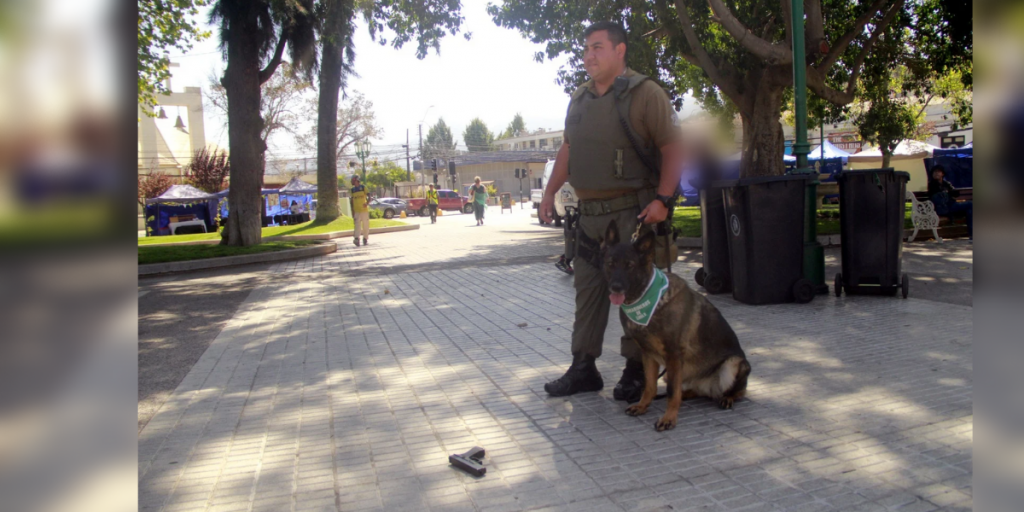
{"left": 583, "top": 21, "right": 628, "bottom": 60}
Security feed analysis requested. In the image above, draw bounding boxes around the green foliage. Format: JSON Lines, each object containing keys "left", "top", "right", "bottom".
{"left": 139, "top": 241, "right": 319, "bottom": 265}
{"left": 498, "top": 113, "right": 527, "bottom": 139}
{"left": 358, "top": 0, "right": 468, "bottom": 59}
{"left": 138, "top": 0, "right": 211, "bottom": 113}
{"left": 488, "top": 0, "right": 972, "bottom": 176}
{"left": 463, "top": 118, "right": 494, "bottom": 151}
{"left": 485, "top": 184, "right": 498, "bottom": 196}
{"left": 365, "top": 161, "right": 408, "bottom": 193}
{"left": 368, "top": 208, "right": 384, "bottom": 219}
{"left": 424, "top": 118, "right": 457, "bottom": 160}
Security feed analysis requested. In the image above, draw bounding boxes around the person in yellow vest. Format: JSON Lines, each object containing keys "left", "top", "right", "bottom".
{"left": 350, "top": 175, "right": 369, "bottom": 246}
{"left": 426, "top": 183, "right": 439, "bottom": 224}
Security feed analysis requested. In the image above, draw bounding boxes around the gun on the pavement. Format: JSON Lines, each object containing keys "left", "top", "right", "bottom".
{"left": 449, "top": 446, "right": 486, "bottom": 477}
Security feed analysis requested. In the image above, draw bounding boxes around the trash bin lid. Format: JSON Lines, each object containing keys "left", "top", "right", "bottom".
{"left": 835, "top": 168, "right": 910, "bottom": 182}
{"left": 711, "top": 173, "right": 814, "bottom": 189}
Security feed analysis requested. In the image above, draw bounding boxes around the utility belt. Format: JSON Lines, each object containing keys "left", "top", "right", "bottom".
{"left": 571, "top": 189, "right": 677, "bottom": 272}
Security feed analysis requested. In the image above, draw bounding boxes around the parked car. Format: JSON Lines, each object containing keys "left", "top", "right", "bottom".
{"left": 532, "top": 159, "right": 578, "bottom": 227}
{"left": 406, "top": 189, "right": 473, "bottom": 216}
{"left": 369, "top": 197, "right": 408, "bottom": 219}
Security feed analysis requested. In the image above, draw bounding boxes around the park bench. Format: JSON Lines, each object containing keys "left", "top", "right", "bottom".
{"left": 907, "top": 188, "right": 972, "bottom": 242}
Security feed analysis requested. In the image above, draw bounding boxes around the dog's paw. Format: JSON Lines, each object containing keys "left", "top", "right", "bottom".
{"left": 718, "top": 397, "right": 734, "bottom": 410}
{"left": 625, "top": 404, "right": 648, "bottom": 416}
{"left": 654, "top": 415, "right": 677, "bottom": 431}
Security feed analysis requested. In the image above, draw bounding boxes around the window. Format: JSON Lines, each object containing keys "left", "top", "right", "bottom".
{"left": 539, "top": 138, "right": 548, "bottom": 148}
{"left": 553, "top": 137, "right": 562, "bottom": 148}
{"left": 529, "top": 140, "right": 536, "bottom": 148}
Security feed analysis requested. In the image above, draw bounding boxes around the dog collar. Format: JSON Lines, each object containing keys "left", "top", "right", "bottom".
{"left": 621, "top": 268, "right": 669, "bottom": 326}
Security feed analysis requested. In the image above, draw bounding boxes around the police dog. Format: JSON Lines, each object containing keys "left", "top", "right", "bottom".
{"left": 601, "top": 220, "right": 750, "bottom": 431}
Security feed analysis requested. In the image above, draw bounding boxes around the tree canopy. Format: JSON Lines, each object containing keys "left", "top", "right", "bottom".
{"left": 463, "top": 118, "right": 495, "bottom": 151}
{"left": 489, "top": 0, "right": 971, "bottom": 176}
{"left": 498, "top": 113, "right": 527, "bottom": 139}
{"left": 138, "top": 0, "right": 211, "bottom": 113}
{"left": 424, "top": 118, "right": 457, "bottom": 160}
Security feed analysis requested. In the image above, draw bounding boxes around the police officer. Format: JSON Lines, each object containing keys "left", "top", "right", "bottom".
{"left": 426, "top": 183, "right": 440, "bottom": 224}
{"left": 540, "top": 21, "right": 682, "bottom": 401}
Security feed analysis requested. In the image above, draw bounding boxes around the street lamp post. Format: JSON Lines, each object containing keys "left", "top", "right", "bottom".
{"left": 790, "top": 0, "right": 827, "bottom": 294}
{"left": 418, "top": 105, "right": 435, "bottom": 198}
{"left": 355, "top": 140, "right": 371, "bottom": 181}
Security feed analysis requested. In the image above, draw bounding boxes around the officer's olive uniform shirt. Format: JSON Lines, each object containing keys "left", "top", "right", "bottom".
{"left": 564, "top": 68, "right": 677, "bottom": 201}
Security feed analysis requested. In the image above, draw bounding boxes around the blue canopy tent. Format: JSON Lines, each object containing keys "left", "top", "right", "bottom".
{"left": 216, "top": 187, "right": 281, "bottom": 227}
{"left": 144, "top": 184, "right": 219, "bottom": 236}
{"left": 925, "top": 144, "right": 973, "bottom": 188}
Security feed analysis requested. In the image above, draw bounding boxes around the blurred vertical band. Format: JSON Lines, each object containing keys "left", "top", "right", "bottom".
{"left": 0, "top": 0, "right": 137, "bottom": 511}
{"left": 975, "top": 0, "right": 1024, "bottom": 510}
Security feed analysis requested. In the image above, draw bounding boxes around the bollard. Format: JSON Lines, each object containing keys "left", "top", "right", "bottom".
{"left": 400, "top": 211, "right": 407, "bottom": 218}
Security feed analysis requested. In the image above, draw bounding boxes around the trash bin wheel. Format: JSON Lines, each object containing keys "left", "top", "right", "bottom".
{"left": 695, "top": 268, "right": 706, "bottom": 287}
{"left": 834, "top": 274, "right": 843, "bottom": 297}
{"left": 901, "top": 273, "right": 909, "bottom": 299}
{"left": 704, "top": 274, "right": 725, "bottom": 295}
{"left": 793, "top": 279, "right": 815, "bottom": 304}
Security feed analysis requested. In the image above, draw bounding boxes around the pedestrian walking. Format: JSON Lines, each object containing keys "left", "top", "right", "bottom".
{"left": 427, "top": 183, "right": 439, "bottom": 224}
{"left": 350, "top": 175, "right": 370, "bottom": 246}
{"left": 470, "top": 177, "right": 488, "bottom": 226}
{"left": 540, "top": 21, "right": 683, "bottom": 402}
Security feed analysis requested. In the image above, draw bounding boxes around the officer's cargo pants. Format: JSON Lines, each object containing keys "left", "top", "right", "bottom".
{"left": 571, "top": 208, "right": 643, "bottom": 361}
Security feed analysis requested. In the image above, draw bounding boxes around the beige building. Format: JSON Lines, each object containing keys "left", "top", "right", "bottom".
{"left": 445, "top": 151, "right": 557, "bottom": 197}
{"left": 137, "top": 85, "right": 208, "bottom": 180}
{"left": 492, "top": 129, "right": 564, "bottom": 152}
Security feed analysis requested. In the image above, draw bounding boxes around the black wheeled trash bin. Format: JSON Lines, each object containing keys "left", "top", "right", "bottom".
{"left": 694, "top": 185, "right": 732, "bottom": 294}
{"left": 718, "top": 174, "right": 816, "bottom": 305}
{"left": 833, "top": 169, "right": 911, "bottom": 298}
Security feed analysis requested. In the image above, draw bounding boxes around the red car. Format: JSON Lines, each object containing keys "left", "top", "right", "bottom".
{"left": 406, "top": 189, "right": 473, "bottom": 217}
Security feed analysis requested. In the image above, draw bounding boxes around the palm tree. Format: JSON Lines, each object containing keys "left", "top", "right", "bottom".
{"left": 313, "top": 0, "right": 357, "bottom": 223}
{"left": 210, "top": 0, "right": 317, "bottom": 246}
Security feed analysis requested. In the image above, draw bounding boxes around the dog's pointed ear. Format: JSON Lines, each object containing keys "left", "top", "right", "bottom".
{"left": 634, "top": 229, "right": 656, "bottom": 255}
{"left": 603, "top": 220, "right": 620, "bottom": 248}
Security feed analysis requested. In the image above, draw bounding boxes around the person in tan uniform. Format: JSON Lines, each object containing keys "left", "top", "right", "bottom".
{"left": 541, "top": 21, "right": 683, "bottom": 402}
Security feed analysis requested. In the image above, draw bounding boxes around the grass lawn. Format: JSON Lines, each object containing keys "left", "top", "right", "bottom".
{"left": 672, "top": 204, "right": 914, "bottom": 238}
{"left": 139, "top": 216, "right": 406, "bottom": 245}
{"left": 138, "top": 241, "right": 320, "bottom": 265}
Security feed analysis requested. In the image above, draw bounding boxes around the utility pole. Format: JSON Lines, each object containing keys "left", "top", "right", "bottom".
{"left": 790, "top": 0, "right": 826, "bottom": 294}
{"left": 405, "top": 129, "right": 411, "bottom": 182}
{"left": 355, "top": 140, "right": 371, "bottom": 181}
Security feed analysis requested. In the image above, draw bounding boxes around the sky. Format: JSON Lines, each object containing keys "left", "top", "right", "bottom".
{"left": 165, "top": 0, "right": 698, "bottom": 165}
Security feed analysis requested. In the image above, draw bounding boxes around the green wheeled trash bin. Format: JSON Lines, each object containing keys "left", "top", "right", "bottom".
{"left": 718, "top": 174, "right": 816, "bottom": 305}
{"left": 695, "top": 186, "right": 732, "bottom": 294}
{"left": 833, "top": 169, "right": 911, "bottom": 298}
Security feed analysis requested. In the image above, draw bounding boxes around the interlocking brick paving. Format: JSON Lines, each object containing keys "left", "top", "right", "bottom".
{"left": 140, "top": 207, "right": 971, "bottom": 512}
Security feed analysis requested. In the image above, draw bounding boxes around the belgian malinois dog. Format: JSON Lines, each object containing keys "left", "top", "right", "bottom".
{"left": 601, "top": 220, "right": 751, "bottom": 431}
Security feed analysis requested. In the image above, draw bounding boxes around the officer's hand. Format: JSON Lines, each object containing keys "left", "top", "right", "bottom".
{"left": 539, "top": 195, "right": 556, "bottom": 223}
{"left": 639, "top": 200, "right": 668, "bottom": 224}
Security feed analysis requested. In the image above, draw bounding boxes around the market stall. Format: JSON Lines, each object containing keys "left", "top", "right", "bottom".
{"left": 144, "top": 185, "right": 219, "bottom": 236}
{"left": 848, "top": 140, "right": 940, "bottom": 192}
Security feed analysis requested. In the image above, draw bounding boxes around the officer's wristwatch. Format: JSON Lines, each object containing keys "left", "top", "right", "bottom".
{"left": 655, "top": 194, "right": 674, "bottom": 208}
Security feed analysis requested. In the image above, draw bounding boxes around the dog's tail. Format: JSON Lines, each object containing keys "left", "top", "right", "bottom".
{"left": 723, "top": 358, "right": 751, "bottom": 400}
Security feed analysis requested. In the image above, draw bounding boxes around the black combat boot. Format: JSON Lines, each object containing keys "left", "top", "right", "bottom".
{"left": 613, "top": 358, "right": 645, "bottom": 403}
{"left": 544, "top": 353, "right": 603, "bottom": 397}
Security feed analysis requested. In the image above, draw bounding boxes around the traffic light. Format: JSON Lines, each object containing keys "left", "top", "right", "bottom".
{"left": 431, "top": 159, "right": 438, "bottom": 172}
{"left": 448, "top": 161, "right": 456, "bottom": 176}
{"left": 433, "top": 173, "right": 438, "bottom": 185}
{"left": 514, "top": 168, "right": 520, "bottom": 179}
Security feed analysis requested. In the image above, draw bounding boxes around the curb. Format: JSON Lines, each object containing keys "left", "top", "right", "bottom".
{"left": 139, "top": 243, "right": 336, "bottom": 276}
{"left": 139, "top": 223, "right": 418, "bottom": 247}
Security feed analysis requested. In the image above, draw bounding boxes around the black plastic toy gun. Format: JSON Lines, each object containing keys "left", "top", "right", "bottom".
{"left": 448, "top": 446, "right": 486, "bottom": 477}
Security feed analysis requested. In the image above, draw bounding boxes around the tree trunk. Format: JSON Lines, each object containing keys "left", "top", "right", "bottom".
{"left": 315, "top": 0, "right": 352, "bottom": 223}
{"left": 739, "top": 77, "right": 787, "bottom": 178}
{"left": 882, "top": 152, "right": 891, "bottom": 168}
{"left": 221, "top": 8, "right": 265, "bottom": 246}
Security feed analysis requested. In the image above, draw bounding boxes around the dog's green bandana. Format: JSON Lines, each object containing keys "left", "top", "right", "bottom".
{"left": 621, "top": 268, "right": 670, "bottom": 326}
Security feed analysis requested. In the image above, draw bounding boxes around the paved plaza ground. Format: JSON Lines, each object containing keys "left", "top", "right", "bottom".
{"left": 139, "top": 205, "right": 972, "bottom": 512}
